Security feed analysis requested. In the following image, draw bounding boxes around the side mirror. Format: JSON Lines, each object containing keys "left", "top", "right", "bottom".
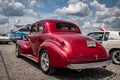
{"left": 24, "top": 35, "right": 27, "bottom": 38}
{"left": 23, "top": 35, "right": 28, "bottom": 41}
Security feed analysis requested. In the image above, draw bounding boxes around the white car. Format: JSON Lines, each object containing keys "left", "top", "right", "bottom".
{"left": 0, "top": 34, "right": 11, "bottom": 44}
{"left": 87, "top": 31, "right": 120, "bottom": 64}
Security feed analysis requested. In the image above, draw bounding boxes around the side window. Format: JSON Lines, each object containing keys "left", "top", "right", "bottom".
{"left": 119, "top": 32, "right": 120, "bottom": 36}
{"left": 31, "top": 25, "right": 36, "bottom": 32}
{"left": 38, "top": 24, "right": 43, "bottom": 32}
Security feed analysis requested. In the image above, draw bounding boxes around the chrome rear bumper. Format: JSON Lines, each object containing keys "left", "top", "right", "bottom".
{"left": 67, "top": 60, "right": 112, "bottom": 70}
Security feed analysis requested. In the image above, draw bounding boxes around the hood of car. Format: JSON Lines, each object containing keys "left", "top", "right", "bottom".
{"left": 53, "top": 33, "right": 110, "bottom": 64}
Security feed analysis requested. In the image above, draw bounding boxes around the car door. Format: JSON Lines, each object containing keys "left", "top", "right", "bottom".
{"left": 28, "top": 24, "right": 37, "bottom": 55}
{"left": 102, "top": 32, "right": 109, "bottom": 47}
{"left": 34, "top": 23, "right": 45, "bottom": 56}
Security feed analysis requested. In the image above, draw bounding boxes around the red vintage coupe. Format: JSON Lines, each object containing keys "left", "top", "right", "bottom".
{"left": 16, "top": 20, "right": 111, "bottom": 74}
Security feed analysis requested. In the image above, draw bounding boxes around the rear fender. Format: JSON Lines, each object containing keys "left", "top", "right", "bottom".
{"left": 38, "top": 41, "right": 68, "bottom": 68}
{"left": 17, "top": 40, "right": 32, "bottom": 54}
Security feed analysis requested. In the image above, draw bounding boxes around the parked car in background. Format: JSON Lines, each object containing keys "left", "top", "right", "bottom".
{"left": 10, "top": 26, "right": 30, "bottom": 42}
{"left": 87, "top": 31, "right": 120, "bottom": 64}
{"left": 16, "top": 20, "right": 111, "bottom": 74}
{"left": 10, "top": 31, "right": 28, "bottom": 43}
{"left": 0, "top": 34, "right": 11, "bottom": 44}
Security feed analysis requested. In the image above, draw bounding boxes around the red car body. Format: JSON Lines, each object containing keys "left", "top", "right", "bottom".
{"left": 16, "top": 20, "right": 111, "bottom": 74}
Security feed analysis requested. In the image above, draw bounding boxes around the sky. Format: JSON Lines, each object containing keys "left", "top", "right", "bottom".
{"left": 0, "top": 0, "right": 120, "bottom": 34}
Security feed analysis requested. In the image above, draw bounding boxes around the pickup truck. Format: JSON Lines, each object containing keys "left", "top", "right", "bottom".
{"left": 10, "top": 31, "right": 28, "bottom": 42}
{"left": 87, "top": 31, "right": 120, "bottom": 64}
{"left": 10, "top": 26, "right": 29, "bottom": 42}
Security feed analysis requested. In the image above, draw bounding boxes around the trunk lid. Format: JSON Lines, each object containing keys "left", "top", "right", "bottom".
{"left": 54, "top": 33, "right": 109, "bottom": 63}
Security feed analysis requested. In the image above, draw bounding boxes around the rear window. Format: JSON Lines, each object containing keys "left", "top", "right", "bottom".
{"left": 87, "top": 32, "right": 104, "bottom": 41}
{"left": 56, "top": 23, "right": 76, "bottom": 31}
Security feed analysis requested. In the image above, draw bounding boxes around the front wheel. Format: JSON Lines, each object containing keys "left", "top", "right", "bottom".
{"left": 40, "top": 50, "right": 56, "bottom": 74}
{"left": 15, "top": 44, "right": 21, "bottom": 58}
{"left": 111, "top": 50, "right": 120, "bottom": 64}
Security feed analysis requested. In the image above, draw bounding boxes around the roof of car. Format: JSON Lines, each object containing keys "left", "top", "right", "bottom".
{"left": 33, "top": 19, "right": 81, "bottom": 33}
{"left": 36, "top": 19, "right": 77, "bottom": 25}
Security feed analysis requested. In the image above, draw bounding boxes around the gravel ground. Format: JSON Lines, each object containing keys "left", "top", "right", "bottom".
{"left": 0, "top": 42, "right": 120, "bottom": 80}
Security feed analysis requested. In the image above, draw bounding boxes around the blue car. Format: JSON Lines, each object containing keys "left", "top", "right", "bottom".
{"left": 10, "top": 31, "right": 28, "bottom": 42}
{"left": 10, "top": 26, "right": 29, "bottom": 42}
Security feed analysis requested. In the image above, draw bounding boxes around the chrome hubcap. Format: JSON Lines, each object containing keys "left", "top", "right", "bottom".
{"left": 41, "top": 52, "right": 49, "bottom": 71}
{"left": 113, "top": 51, "right": 120, "bottom": 63}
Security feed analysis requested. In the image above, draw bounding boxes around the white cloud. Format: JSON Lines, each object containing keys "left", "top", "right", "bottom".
{"left": 0, "top": 15, "right": 8, "bottom": 24}
{"left": 0, "top": 0, "right": 41, "bottom": 17}
{"left": 90, "top": 0, "right": 106, "bottom": 11}
{"left": 16, "top": 16, "right": 39, "bottom": 25}
{"left": 0, "top": 24, "right": 9, "bottom": 33}
{"left": 14, "top": 0, "right": 30, "bottom": 6}
{"left": 0, "top": 0, "right": 41, "bottom": 33}
{"left": 89, "top": 0, "right": 120, "bottom": 31}
{"left": 40, "top": 13, "right": 59, "bottom": 19}
{"left": 0, "top": 0, "right": 25, "bottom": 16}
{"left": 82, "top": 22, "right": 91, "bottom": 28}
{"left": 9, "top": 2, "right": 24, "bottom": 9}
{"left": 30, "top": 0, "right": 37, "bottom": 7}
{"left": 68, "top": 0, "right": 80, "bottom": 4}
{"left": 55, "top": 1, "right": 91, "bottom": 17}
{"left": 0, "top": 0, "right": 120, "bottom": 34}
{"left": 95, "top": 8, "right": 120, "bottom": 29}
{"left": 27, "top": 9, "right": 39, "bottom": 16}
{"left": 0, "top": 18, "right": 8, "bottom": 24}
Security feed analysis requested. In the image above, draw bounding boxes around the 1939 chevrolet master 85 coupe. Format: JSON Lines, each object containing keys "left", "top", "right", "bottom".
{"left": 16, "top": 20, "right": 111, "bottom": 74}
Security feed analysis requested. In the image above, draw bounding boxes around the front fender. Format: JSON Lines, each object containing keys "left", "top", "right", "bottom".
{"left": 17, "top": 40, "right": 32, "bottom": 54}
{"left": 38, "top": 41, "right": 68, "bottom": 68}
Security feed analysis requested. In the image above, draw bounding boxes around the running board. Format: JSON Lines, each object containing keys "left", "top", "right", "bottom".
{"left": 20, "top": 54, "right": 38, "bottom": 63}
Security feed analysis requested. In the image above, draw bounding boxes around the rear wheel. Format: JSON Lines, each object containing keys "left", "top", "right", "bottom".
{"left": 111, "top": 50, "right": 120, "bottom": 64}
{"left": 15, "top": 44, "right": 21, "bottom": 58}
{"left": 40, "top": 50, "right": 56, "bottom": 74}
